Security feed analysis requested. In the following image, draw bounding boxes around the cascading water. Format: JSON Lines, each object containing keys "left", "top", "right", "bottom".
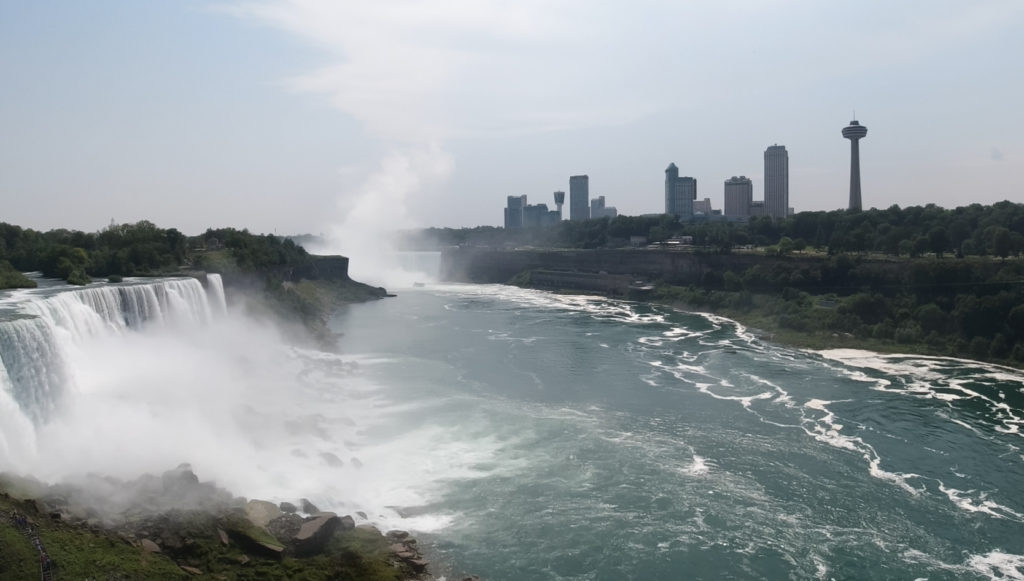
{"left": 207, "top": 273, "right": 228, "bottom": 315}
{"left": 0, "top": 277, "right": 224, "bottom": 425}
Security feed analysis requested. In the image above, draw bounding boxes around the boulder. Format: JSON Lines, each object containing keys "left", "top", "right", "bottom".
{"left": 141, "top": 539, "right": 161, "bottom": 553}
{"left": 279, "top": 501, "right": 298, "bottom": 514}
{"left": 339, "top": 515, "right": 355, "bottom": 531}
{"left": 221, "top": 512, "right": 285, "bottom": 560}
{"left": 161, "top": 464, "right": 199, "bottom": 494}
{"left": 267, "top": 513, "right": 303, "bottom": 541}
{"left": 300, "top": 498, "right": 320, "bottom": 514}
{"left": 408, "top": 558, "right": 430, "bottom": 573}
{"left": 356, "top": 524, "right": 381, "bottom": 536}
{"left": 217, "top": 528, "right": 229, "bottom": 546}
{"left": 387, "top": 530, "right": 410, "bottom": 540}
{"left": 355, "top": 511, "right": 367, "bottom": 520}
{"left": 245, "top": 499, "right": 282, "bottom": 528}
{"left": 293, "top": 512, "right": 340, "bottom": 556}
{"left": 180, "top": 565, "right": 203, "bottom": 575}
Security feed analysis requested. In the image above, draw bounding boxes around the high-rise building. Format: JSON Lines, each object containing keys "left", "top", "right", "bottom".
{"left": 569, "top": 175, "right": 589, "bottom": 221}
{"left": 693, "top": 197, "right": 713, "bottom": 215}
{"left": 523, "top": 203, "right": 560, "bottom": 228}
{"left": 750, "top": 200, "right": 766, "bottom": 217}
{"left": 842, "top": 119, "right": 868, "bottom": 211}
{"left": 503, "top": 195, "right": 527, "bottom": 229}
{"left": 665, "top": 163, "right": 697, "bottom": 218}
{"left": 724, "top": 176, "right": 753, "bottom": 220}
{"left": 590, "top": 196, "right": 618, "bottom": 219}
{"left": 764, "top": 145, "right": 788, "bottom": 219}
{"left": 553, "top": 191, "right": 565, "bottom": 219}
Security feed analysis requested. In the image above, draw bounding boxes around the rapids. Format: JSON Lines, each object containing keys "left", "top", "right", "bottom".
{"left": 2, "top": 273, "right": 1024, "bottom": 580}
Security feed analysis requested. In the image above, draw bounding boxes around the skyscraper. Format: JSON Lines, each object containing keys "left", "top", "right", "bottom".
{"left": 590, "top": 196, "right": 618, "bottom": 219}
{"left": 842, "top": 119, "right": 868, "bottom": 211}
{"left": 503, "top": 195, "right": 527, "bottom": 229}
{"left": 569, "top": 175, "right": 589, "bottom": 221}
{"left": 724, "top": 176, "right": 753, "bottom": 220}
{"left": 764, "top": 145, "right": 789, "bottom": 219}
{"left": 665, "top": 163, "right": 696, "bottom": 219}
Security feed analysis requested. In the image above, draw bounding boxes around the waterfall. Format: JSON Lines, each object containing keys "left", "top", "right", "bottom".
{"left": 207, "top": 273, "right": 228, "bottom": 315}
{"left": 0, "top": 277, "right": 222, "bottom": 424}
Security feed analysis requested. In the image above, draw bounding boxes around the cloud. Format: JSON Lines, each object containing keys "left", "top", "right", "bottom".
{"left": 991, "top": 147, "right": 1004, "bottom": 161}
{"left": 222, "top": 0, "right": 672, "bottom": 142}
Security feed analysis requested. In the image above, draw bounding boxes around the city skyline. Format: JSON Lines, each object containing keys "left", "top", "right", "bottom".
{"left": 1, "top": 2, "right": 1022, "bottom": 236}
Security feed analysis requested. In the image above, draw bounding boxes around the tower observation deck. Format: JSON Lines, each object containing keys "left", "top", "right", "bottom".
{"left": 842, "top": 120, "right": 868, "bottom": 211}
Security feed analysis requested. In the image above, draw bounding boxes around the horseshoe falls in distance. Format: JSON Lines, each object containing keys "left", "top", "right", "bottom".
{"left": 3, "top": 271, "right": 1024, "bottom": 580}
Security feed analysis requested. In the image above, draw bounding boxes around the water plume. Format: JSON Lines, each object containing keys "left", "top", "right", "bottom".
{"left": 310, "top": 144, "right": 454, "bottom": 288}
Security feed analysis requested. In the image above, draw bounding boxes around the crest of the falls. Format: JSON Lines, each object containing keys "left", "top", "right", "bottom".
{"left": 0, "top": 276, "right": 225, "bottom": 423}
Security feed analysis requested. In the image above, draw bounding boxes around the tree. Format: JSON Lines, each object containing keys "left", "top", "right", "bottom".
{"left": 928, "top": 227, "right": 949, "bottom": 258}
{"left": 990, "top": 227, "right": 1012, "bottom": 258}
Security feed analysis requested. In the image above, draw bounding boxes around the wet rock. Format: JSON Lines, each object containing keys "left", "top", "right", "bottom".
{"left": 293, "top": 512, "right": 340, "bottom": 556}
{"left": 279, "top": 501, "right": 297, "bottom": 514}
{"left": 180, "top": 565, "right": 203, "bottom": 575}
{"left": 221, "top": 512, "right": 285, "bottom": 560}
{"left": 237, "top": 554, "right": 250, "bottom": 565}
{"left": 387, "top": 529, "right": 410, "bottom": 540}
{"left": 356, "top": 511, "right": 367, "bottom": 520}
{"left": 217, "top": 528, "right": 229, "bottom": 546}
{"left": 356, "top": 523, "right": 381, "bottom": 536}
{"left": 339, "top": 514, "right": 355, "bottom": 531}
{"left": 350, "top": 457, "right": 363, "bottom": 468}
{"left": 245, "top": 499, "right": 282, "bottom": 528}
{"left": 141, "top": 538, "right": 161, "bottom": 553}
{"left": 161, "top": 464, "right": 199, "bottom": 494}
{"left": 267, "top": 513, "right": 303, "bottom": 541}
{"left": 408, "top": 558, "right": 430, "bottom": 573}
{"left": 300, "top": 498, "right": 320, "bottom": 514}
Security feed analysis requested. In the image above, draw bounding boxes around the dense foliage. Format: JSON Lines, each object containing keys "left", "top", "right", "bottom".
{"left": 410, "top": 201, "right": 1024, "bottom": 257}
{"left": 648, "top": 255, "right": 1024, "bottom": 364}
{"left": 0, "top": 221, "right": 310, "bottom": 287}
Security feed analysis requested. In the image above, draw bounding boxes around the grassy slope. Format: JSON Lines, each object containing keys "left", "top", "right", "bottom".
{"left": 0, "top": 493, "right": 408, "bottom": 581}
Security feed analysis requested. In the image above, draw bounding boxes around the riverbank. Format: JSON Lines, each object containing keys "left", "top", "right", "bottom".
{"left": 501, "top": 278, "right": 1024, "bottom": 370}
{"left": 0, "top": 466, "right": 447, "bottom": 580}
{"left": 440, "top": 246, "right": 1024, "bottom": 369}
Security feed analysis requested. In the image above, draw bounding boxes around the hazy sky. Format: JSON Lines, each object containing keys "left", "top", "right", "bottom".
{"left": 1, "top": 1, "right": 1022, "bottom": 235}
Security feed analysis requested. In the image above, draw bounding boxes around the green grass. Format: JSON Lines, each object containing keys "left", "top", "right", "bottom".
{"left": 0, "top": 493, "right": 410, "bottom": 581}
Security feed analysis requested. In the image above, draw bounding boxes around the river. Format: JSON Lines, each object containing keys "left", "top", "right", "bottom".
{"left": 331, "top": 282, "right": 1024, "bottom": 580}
{"left": 1, "top": 273, "right": 1023, "bottom": 580}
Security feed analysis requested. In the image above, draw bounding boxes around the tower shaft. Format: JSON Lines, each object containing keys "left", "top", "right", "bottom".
{"left": 848, "top": 138, "right": 862, "bottom": 211}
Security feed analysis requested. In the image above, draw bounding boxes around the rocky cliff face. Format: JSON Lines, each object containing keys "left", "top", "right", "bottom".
{"left": 440, "top": 247, "right": 817, "bottom": 286}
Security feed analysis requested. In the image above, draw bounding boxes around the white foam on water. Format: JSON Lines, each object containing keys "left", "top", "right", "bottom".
{"left": 685, "top": 454, "right": 709, "bottom": 476}
{"left": 937, "top": 483, "right": 1024, "bottom": 521}
{"left": 966, "top": 550, "right": 1024, "bottom": 580}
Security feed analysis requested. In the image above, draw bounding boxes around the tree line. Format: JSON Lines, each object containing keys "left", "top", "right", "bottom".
{"left": 0, "top": 221, "right": 310, "bottom": 288}
{"left": 410, "top": 201, "right": 1024, "bottom": 258}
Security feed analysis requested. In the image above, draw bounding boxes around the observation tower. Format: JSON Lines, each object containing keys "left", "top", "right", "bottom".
{"left": 842, "top": 119, "right": 868, "bottom": 211}
{"left": 553, "top": 191, "right": 565, "bottom": 218}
